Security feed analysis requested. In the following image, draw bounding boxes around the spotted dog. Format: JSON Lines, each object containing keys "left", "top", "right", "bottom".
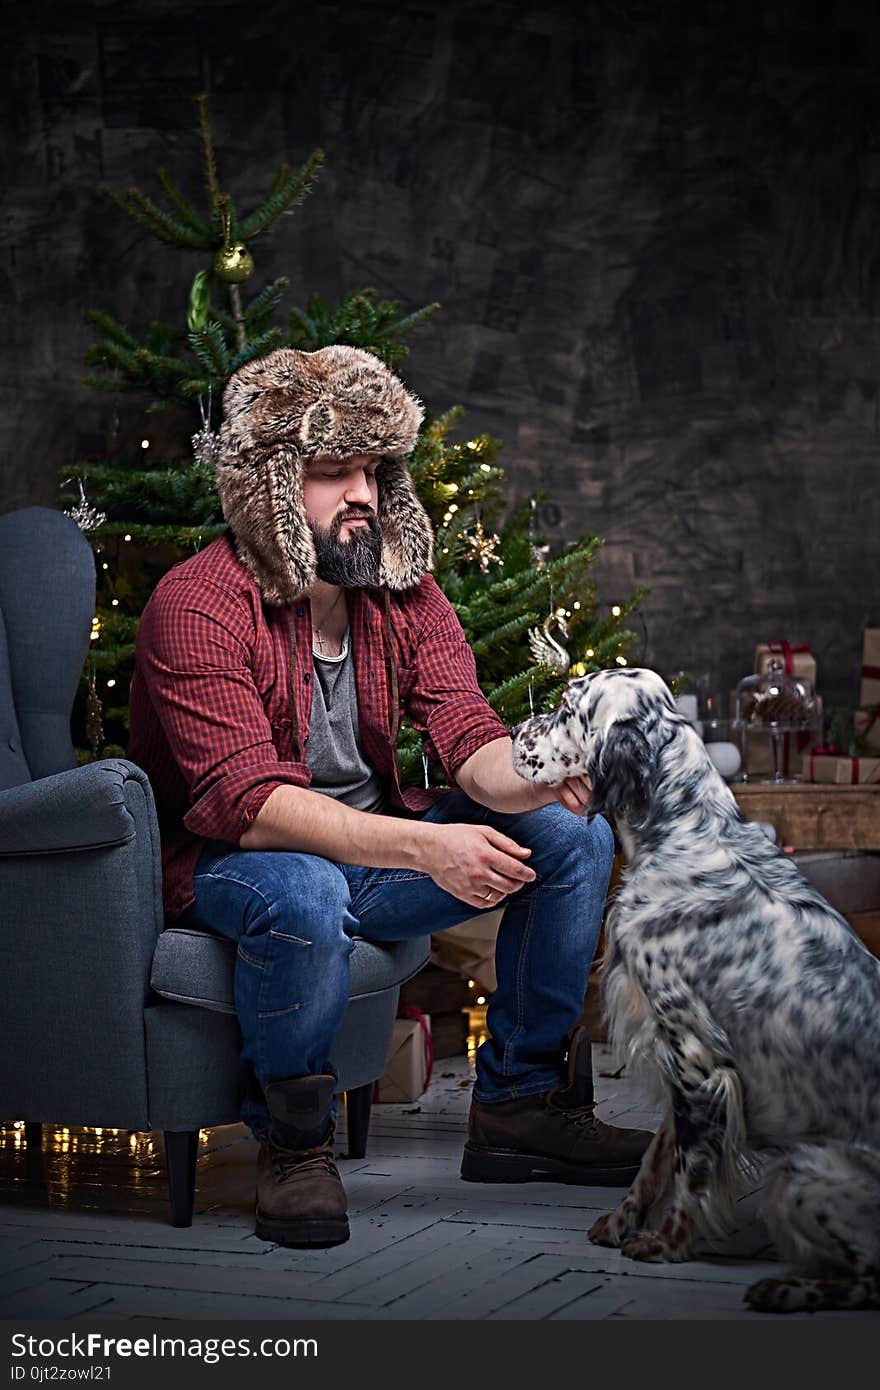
{"left": 512, "top": 667, "right": 880, "bottom": 1314}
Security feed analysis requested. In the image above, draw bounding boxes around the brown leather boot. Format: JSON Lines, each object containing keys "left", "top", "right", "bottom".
{"left": 255, "top": 1074, "right": 349, "bottom": 1247}
{"left": 460, "top": 1027, "right": 653, "bottom": 1186}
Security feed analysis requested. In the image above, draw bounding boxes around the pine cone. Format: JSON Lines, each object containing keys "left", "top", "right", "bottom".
{"left": 751, "top": 687, "right": 814, "bottom": 725}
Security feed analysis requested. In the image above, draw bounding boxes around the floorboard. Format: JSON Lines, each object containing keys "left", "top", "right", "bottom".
{"left": 1, "top": 1046, "right": 874, "bottom": 1321}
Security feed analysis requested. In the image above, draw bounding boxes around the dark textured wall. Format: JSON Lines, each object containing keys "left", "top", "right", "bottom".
{"left": 3, "top": 0, "right": 879, "bottom": 707}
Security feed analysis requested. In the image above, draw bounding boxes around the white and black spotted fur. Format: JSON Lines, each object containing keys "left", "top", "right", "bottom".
{"left": 512, "top": 667, "right": 880, "bottom": 1314}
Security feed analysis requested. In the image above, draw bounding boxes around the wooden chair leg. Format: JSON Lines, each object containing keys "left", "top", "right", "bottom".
{"left": 344, "top": 1084, "right": 373, "bottom": 1159}
{"left": 164, "top": 1130, "right": 200, "bottom": 1227}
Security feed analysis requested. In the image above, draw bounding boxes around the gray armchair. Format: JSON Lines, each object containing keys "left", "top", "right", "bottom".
{"left": 0, "top": 506, "right": 429, "bottom": 1226}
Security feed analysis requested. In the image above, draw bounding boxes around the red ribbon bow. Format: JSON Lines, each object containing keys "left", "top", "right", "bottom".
{"left": 398, "top": 1005, "right": 434, "bottom": 1090}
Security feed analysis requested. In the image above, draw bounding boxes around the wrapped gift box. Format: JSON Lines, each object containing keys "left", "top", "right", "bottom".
{"left": 855, "top": 629, "right": 880, "bottom": 751}
{"left": 375, "top": 1012, "right": 433, "bottom": 1103}
{"left": 802, "top": 752, "right": 880, "bottom": 785}
{"left": 753, "top": 641, "right": 817, "bottom": 688}
{"left": 429, "top": 910, "right": 502, "bottom": 994}
{"left": 860, "top": 629, "right": 880, "bottom": 704}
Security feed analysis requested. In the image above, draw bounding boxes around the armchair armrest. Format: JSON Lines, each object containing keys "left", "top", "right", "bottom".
{"left": 0, "top": 757, "right": 164, "bottom": 1129}
{"left": 0, "top": 758, "right": 154, "bottom": 855}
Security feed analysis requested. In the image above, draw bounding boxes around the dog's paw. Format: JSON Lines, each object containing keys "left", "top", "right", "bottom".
{"left": 744, "top": 1277, "right": 818, "bottom": 1314}
{"left": 620, "top": 1230, "right": 673, "bottom": 1263}
{"left": 588, "top": 1212, "right": 626, "bottom": 1247}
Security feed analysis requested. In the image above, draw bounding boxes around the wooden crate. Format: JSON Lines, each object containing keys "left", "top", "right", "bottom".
{"left": 733, "top": 782, "right": 880, "bottom": 852}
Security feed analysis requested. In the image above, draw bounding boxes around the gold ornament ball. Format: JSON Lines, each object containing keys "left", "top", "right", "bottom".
{"left": 212, "top": 242, "right": 254, "bottom": 284}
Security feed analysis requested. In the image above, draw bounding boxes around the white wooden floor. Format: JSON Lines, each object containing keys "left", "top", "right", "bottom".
{"left": 1, "top": 1045, "right": 877, "bottom": 1322}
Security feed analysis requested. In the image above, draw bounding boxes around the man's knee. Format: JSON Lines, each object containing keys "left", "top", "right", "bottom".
{"left": 238, "top": 853, "right": 353, "bottom": 949}
{"left": 526, "top": 804, "right": 615, "bottom": 883}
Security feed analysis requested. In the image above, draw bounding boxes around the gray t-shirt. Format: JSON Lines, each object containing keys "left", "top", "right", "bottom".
{"left": 307, "top": 629, "right": 385, "bottom": 813}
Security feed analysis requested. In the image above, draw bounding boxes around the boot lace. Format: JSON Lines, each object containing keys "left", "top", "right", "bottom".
{"left": 560, "top": 1102, "right": 600, "bottom": 1135}
{"left": 272, "top": 1144, "right": 339, "bottom": 1181}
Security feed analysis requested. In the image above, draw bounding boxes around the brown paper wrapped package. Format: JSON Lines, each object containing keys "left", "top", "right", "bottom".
{"left": 430, "top": 910, "right": 502, "bottom": 994}
{"left": 802, "top": 753, "right": 880, "bottom": 785}
{"left": 376, "top": 1017, "right": 432, "bottom": 1103}
{"left": 856, "top": 629, "right": 880, "bottom": 750}
{"left": 753, "top": 643, "right": 817, "bottom": 687}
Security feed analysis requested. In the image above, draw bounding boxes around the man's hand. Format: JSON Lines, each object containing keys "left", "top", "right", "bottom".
{"left": 534, "top": 774, "right": 592, "bottom": 816}
{"left": 421, "top": 821, "right": 537, "bottom": 910}
{"left": 456, "top": 736, "right": 594, "bottom": 816}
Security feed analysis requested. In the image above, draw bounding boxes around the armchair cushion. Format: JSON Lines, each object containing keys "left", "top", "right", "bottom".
{"left": 151, "top": 926, "right": 430, "bottom": 1014}
{"left": 0, "top": 609, "right": 31, "bottom": 791}
{"left": 0, "top": 758, "right": 148, "bottom": 855}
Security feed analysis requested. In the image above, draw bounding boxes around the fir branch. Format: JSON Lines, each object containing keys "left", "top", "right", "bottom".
{"left": 132, "top": 348, "right": 193, "bottom": 380}
{"left": 391, "top": 301, "right": 443, "bottom": 336}
{"left": 243, "top": 276, "right": 290, "bottom": 328}
{"left": 486, "top": 666, "right": 545, "bottom": 717}
{"left": 456, "top": 466, "right": 506, "bottom": 494}
{"left": 237, "top": 149, "right": 325, "bottom": 240}
{"left": 103, "top": 185, "right": 211, "bottom": 249}
{"left": 187, "top": 321, "right": 233, "bottom": 377}
{"left": 229, "top": 326, "right": 285, "bottom": 372}
{"left": 88, "top": 646, "right": 137, "bottom": 670}
{"left": 91, "top": 522, "right": 227, "bottom": 545}
{"left": 470, "top": 612, "right": 540, "bottom": 656}
{"left": 287, "top": 293, "right": 322, "bottom": 341}
{"left": 539, "top": 679, "right": 570, "bottom": 712}
{"left": 83, "top": 310, "right": 139, "bottom": 350}
{"left": 421, "top": 405, "right": 466, "bottom": 441}
{"left": 484, "top": 543, "right": 603, "bottom": 624}
{"left": 82, "top": 374, "right": 143, "bottom": 394}
{"left": 85, "top": 339, "right": 149, "bottom": 379}
{"left": 145, "top": 319, "right": 186, "bottom": 356}
{"left": 195, "top": 92, "right": 224, "bottom": 232}
{"left": 179, "top": 375, "right": 221, "bottom": 398}
{"left": 285, "top": 287, "right": 436, "bottom": 365}
{"left": 155, "top": 167, "right": 213, "bottom": 239}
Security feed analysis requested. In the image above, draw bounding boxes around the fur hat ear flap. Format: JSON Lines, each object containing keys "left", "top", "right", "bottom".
{"left": 587, "top": 721, "right": 654, "bottom": 823}
{"left": 376, "top": 458, "right": 434, "bottom": 590}
{"left": 214, "top": 440, "right": 318, "bottom": 604}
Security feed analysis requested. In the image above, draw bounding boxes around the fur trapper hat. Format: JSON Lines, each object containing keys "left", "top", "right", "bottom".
{"left": 212, "top": 345, "right": 434, "bottom": 604}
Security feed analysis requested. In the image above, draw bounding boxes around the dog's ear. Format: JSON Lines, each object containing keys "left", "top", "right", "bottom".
{"left": 587, "top": 721, "right": 654, "bottom": 822}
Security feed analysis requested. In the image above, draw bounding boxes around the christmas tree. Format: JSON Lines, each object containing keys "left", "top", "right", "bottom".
{"left": 400, "top": 414, "right": 645, "bottom": 785}
{"left": 61, "top": 94, "right": 645, "bottom": 768}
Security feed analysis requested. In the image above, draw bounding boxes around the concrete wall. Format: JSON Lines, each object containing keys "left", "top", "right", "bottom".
{"left": 2, "top": 0, "right": 878, "bottom": 706}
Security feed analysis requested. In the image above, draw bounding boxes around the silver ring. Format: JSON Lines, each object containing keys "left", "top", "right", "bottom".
{"left": 481, "top": 890, "right": 495, "bottom": 902}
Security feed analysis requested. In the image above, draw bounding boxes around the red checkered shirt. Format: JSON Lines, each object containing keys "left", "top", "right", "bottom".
{"left": 128, "top": 532, "right": 509, "bottom": 920}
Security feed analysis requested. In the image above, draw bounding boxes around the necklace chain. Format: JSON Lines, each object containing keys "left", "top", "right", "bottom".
{"left": 312, "top": 590, "right": 344, "bottom": 654}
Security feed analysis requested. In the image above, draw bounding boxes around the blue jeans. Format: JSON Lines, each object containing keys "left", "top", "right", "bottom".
{"left": 180, "top": 792, "right": 614, "bottom": 1140}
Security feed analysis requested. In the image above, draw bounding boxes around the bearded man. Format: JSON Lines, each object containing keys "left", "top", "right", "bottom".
{"left": 128, "top": 346, "right": 650, "bottom": 1248}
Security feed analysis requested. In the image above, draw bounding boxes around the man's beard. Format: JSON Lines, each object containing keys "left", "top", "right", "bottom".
{"left": 310, "top": 507, "right": 382, "bottom": 587}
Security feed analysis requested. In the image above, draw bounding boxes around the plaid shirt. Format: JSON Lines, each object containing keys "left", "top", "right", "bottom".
{"left": 128, "top": 532, "right": 508, "bottom": 921}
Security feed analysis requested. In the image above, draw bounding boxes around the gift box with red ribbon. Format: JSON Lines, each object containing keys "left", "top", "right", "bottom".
{"left": 854, "top": 628, "right": 880, "bottom": 751}
{"left": 375, "top": 1006, "right": 434, "bottom": 1103}
{"left": 802, "top": 747, "right": 880, "bottom": 785}
{"left": 753, "top": 640, "right": 817, "bottom": 688}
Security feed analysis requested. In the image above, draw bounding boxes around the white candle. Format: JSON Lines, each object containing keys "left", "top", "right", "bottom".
{"left": 674, "top": 694, "right": 698, "bottom": 722}
{"left": 706, "top": 742, "right": 742, "bottom": 779}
